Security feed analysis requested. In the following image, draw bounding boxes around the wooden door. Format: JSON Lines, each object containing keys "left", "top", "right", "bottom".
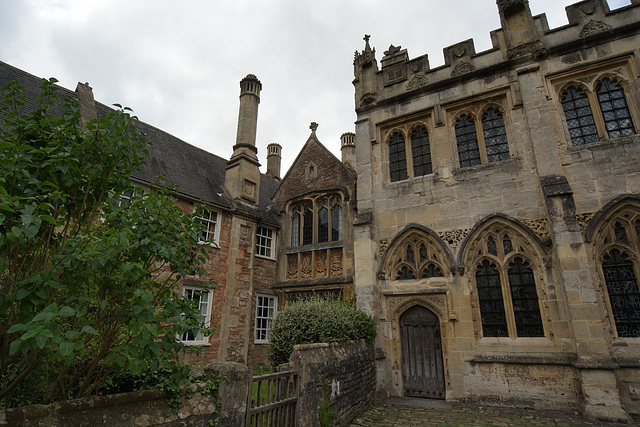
{"left": 400, "top": 305, "right": 445, "bottom": 399}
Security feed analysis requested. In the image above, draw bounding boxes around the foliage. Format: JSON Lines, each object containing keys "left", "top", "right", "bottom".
{"left": 0, "top": 78, "right": 214, "bottom": 408}
{"left": 318, "top": 396, "right": 334, "bottom": 427}
{"left": 268, "top": 297, "right": 376, "bottom": 367}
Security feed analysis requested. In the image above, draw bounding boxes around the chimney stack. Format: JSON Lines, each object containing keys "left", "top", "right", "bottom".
{"left": 266, "top": 143, "right": 282, "bottom": 179}
{"left": 341, "top": 132, "right": 356, "bottom": 169}
{"left": 225, "top": 74, "right": 262, "bottom": 204}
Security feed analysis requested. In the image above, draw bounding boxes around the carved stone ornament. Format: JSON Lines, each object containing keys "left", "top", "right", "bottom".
{"left": 331, "top": 251, "right": 343, "bottom": 276}
{"left": 507, "top": 41, "right": 547, "bottom": 60}
{"left": 576, "top": 213, "right": 595, "bottom": 232}
{"left": 437, "top": 228, "right": 471, "bottom": 248}
{"left": 287, "top": 255, "right": 297, "bottom": 280}
{"left": 579, "top": 20, "right": 612, "bottom": 38}
{"left": 451, "top": 61, "right": 475, "bottom": 77}
{"left": 383, "top": 44, "right": 402, "bottom": 58}
{"left": 406, "top": 74, "right": 429, "bottom": 91}
{"left": 496, "top": 0, "right": 528, "bottom": 10}
{"left": 301, "top": 253, "right": 312, "bottom": 278}
{"left": 520, "top": 218, "right": 550, "bottom": 240}
{"left": 354, "top": 34, "right": 376, "bottom": 67}
{"left": 378, "top": 239, "right": 390, "bottom": 257}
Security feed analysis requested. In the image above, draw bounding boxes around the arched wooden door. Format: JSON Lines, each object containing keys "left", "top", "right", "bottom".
{"left": 400, "top": 305, "right": 445, "bottom": 399}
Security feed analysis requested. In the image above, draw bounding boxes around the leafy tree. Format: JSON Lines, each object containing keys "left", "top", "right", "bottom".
{"left": 0, "top": 78, "right": 214, "bottom": 407}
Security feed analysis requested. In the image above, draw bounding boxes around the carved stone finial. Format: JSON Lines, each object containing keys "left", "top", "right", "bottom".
{"left": 364, "top": 34, "right": 370, "bottom": 42}
{"left": 383, "top": 44, "right": 402, "bottom": 57}
{"left": 310, "top": 122, "right": 319, "bottom": 133}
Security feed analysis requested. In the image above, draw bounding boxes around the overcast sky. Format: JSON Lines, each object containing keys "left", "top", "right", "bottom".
{"left": 0, "top": 0, "right": 632, "bottom": 174}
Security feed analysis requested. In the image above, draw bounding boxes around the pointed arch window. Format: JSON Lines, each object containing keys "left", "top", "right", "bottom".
{"left": 469, "top": 224, "right": 545, "bottom": 338}
{"left": 386, "top": 125, "right": 434, "bottom": 182}
{"left": 482, "top": 108, "right": 510, "bottom": 162}
{"left": 595, "top": 208, "right": 640, "bottom": 338}
{"left": 561, "top": 86, "right": 598, "bottom": 146}
{"left": 388, "top": 132, "right": 408, "bottom": 182}
{"left": 455, "top": 109, "right": 510, "bottom": 169}
{"left": 455, "top": 114, "right": 481, "bottom": 168}
{"left": 386, "top": 232, "right": 448, "bottom": 281}
{"left": 596, "top": 78, "right": 636, "bottom": 139}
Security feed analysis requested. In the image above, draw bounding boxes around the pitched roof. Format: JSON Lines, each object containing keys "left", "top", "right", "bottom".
{"left": 0, "top": 60, "right": 279, "bottom": 219}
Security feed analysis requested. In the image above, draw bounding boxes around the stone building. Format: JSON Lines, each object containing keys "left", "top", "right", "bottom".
{"left": 351, "top": 0, "right": 640, "bottom": 421}
{"left": 3, "top": 0, "right": 640, "bottom": 421}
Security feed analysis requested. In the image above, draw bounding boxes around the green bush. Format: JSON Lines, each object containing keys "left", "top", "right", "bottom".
{"left": 268, "top": 298, "right": 376, "bottom": 367}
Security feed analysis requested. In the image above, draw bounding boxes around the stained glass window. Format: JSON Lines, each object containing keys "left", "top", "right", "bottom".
{"left": 481, "top": 108, "right": 510, "bottom": 163}
{"left": 456, "top": 114, "right": 481, "bottom": 168}
{"left": 596, "top": 78, "right": 636, "bottom": 139}
{"left": 561, "top": 86, "right": 598, "bottom": 145}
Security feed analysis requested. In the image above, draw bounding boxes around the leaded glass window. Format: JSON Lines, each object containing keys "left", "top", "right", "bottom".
{"left": 290, "top": 195, "right": 343, "bottom": 247}
{"left": 476, "top": 260, "right": 508, "bottom": 337}
{"left": 317, "top": 198, "right": 329, "bottom": 243}
{"left": 507, "top": 257, "right": 544, "bottom": 337}
{"left": 302, "top": 204, "right": 313, "bottom": 245}
{"left": 602, "top": 249, "right": 640, "bottom": 338}
{"left": 455, "top": 114, "right": 481, "bottom": 168}
{"left": 331, "top": 197, "right": 342, "bottom": 241}
{"left": 389, "top": 132, "right": 408, "bottom": 182}
{"left": 561, "top": 86, "right": 598, "bottom": 145}
{"left": 481, "top": 108, "right": 510, "bottom": 163}
{"left": 291, "top": 211, "right": 300, "bottom": 246}
{"left": 596, "top": 78, "right": 636, "bottom": 139}
{"left": 410, "top": 126, "right": 433, "bottom": 177}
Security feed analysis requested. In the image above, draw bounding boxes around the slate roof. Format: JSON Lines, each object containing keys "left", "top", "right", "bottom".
{"left": 0, "top": 60, "right": 279, "bottom": 223}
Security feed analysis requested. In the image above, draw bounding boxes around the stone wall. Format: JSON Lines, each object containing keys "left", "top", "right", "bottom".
{"left": 0, "top": 362, "right": 249, "bottom": 427}
{"left": 290, "top": 340, "right": 376, "bottom": 427}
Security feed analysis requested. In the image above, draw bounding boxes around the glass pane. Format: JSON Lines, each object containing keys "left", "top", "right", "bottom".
{"left": 410, "top": 126, "right": 432, "bottom": 176}
{"left": 508, "top": 258, "right": 544, "bottom": 337}
{"left": 482, "top": 108, "right": 510, "bottom": 163}
{"left": 602, "top": 249, "right": 640, "bottom": 338}
{"left": 389, "top": 132, "right": 408, "bottom": 182}
{"left": 476, "top": 260, "right": 508, "bottom": 337}
{"left": 561, "top": 86, "right": 599, "bottom": 146}
{"left": 596, "top": 79, "right": 636, "bottom": 139}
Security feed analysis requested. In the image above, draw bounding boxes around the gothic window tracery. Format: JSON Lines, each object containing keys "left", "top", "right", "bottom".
{"left": 594, "top": 207, "right": 640, "bottom": 338}
{"left": 385, "top": 231, "right": 448, "bottom": 281}
{"left": 466, "top": 221, "right": 545, "bottom": 338}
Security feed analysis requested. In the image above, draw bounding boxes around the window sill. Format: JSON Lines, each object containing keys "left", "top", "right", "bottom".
{"left": 564, "top": 134, "right": 638, "bottom": 153}
{"left": 198, "top": 241, "right": 219, "bottom": 248}
{"left": 182, "top": 342, "right": 212, "bottom": 347}
{"left": 254, "top": 340, "right": 270, "bottom": 345}
{"left": 452, "top": 157, "right": 519, "bottom": 177}
{"left": 285, "top": 242, "right": 343, "bottom": 254}
{"left": 255, "top": 254, "right": 276, "bottom": 261}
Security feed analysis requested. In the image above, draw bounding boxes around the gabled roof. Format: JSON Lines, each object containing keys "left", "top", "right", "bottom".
{"left": 0, "top": 60, "right": 279, "bottom": 219}
{"left": 273, "top": 128, "right": 357, "bottom": 208}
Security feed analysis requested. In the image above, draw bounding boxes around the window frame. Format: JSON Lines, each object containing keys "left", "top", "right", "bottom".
{"left": 195, "top": 206, "right": 220, "bottom": 246}
{"left": 386, "top": 124, "right": 434, "bottom": 182}
{"left": 289, "top": 194, "right": 343, "bottom": 248}
{"left": 180, "top": 287, "right": 213, "bottom": 345}
{"left": 254, "top": 294, "right": 277, "bottom": 344}
{"left": 256, "top": 226, "right": 276, "bottom": 259}
{"left": 453, "top": 107, "right": 511, "bottom": 169}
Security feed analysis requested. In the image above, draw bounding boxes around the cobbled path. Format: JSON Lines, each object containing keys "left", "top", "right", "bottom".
{"left": 348, "top": 399, "right": 639, "bottom": 426}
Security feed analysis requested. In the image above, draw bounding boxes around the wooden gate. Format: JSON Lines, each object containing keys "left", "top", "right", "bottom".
{"left": 400, "top": 305, "right": 445, "bottom": 399}
{"left": 246, "top": 367, "right": 298, "bottom": 426}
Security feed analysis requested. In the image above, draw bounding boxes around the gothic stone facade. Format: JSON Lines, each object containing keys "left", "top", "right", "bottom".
{"left": 352, "top": 0, "right": 640, "bottom": 422}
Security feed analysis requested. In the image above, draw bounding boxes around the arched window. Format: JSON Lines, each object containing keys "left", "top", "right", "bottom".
{"left": 481, "top": 108, "right": 510, "bottom": 162}
{"left": 596, "top": 78, "right": 636, "bottom": 139}
{"left": 410, "top": 126, "right": 432, "bottom": 177}
{"left": 455, "top": 114, "right": 481, "bottom": 168}
{"left": 594, "top": 207, "right": 640, "bottom": 338}
{"left": 388, "top": 132, "right": 408, "bottom": 182}
{"left": 290, "top": 195, "right": 343, "bottom": 247}
{"left": 466, "top": 221, "right": 545, "bottom": 338}
{"left": 561, "top": 86, "right": 598, "bottom": 146}
{"left": 385, "top": 231, "right": 448, "bottom": 281}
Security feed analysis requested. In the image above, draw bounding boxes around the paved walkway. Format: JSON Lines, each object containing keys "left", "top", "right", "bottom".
{"left": 348, "top": 398, "right": 638, "bottom": 426}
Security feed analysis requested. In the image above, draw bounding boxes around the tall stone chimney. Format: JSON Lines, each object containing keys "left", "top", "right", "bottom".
{"left": 225, "top": 74, "right": 262, "bottom": 204}
{"left": 341, "top": 132, "right": 356, "bottom": 169}
{"left": 75, "top": 82, "right": 97, "bottom": 129}
{"left": 266, "top": 143, "right": 282, "bottom": 179}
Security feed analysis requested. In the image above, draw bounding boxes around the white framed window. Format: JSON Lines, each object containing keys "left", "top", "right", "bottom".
{"left": 181, "top": 287, "right": 212, "bottom": 344}
{"left": 256, "top": 226, "right": 275, "bottom": 259}
{"left": 255, "top": 295, "right": 277, "bottom": 343}
{"left": 196, "top": 206, "right": 220, "bottom": 245}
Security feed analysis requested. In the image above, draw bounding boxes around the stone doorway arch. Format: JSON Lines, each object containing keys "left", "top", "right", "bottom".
{"left": 400, "top": 305, "right": 445, "bottom": 399}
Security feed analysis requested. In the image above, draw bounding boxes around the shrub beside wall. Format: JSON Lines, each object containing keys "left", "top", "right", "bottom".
{"left": 268, "top": 298, "right": 376, "bottom": 367}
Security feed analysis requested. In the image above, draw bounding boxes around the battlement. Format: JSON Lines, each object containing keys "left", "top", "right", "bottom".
{"left": 353, "top": 0, "right": 640, "bottom": 110}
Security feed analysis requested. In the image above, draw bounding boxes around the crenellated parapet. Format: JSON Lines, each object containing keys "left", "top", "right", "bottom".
{"left": 352, "top": 0, "right": 640, "bottom": 111}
